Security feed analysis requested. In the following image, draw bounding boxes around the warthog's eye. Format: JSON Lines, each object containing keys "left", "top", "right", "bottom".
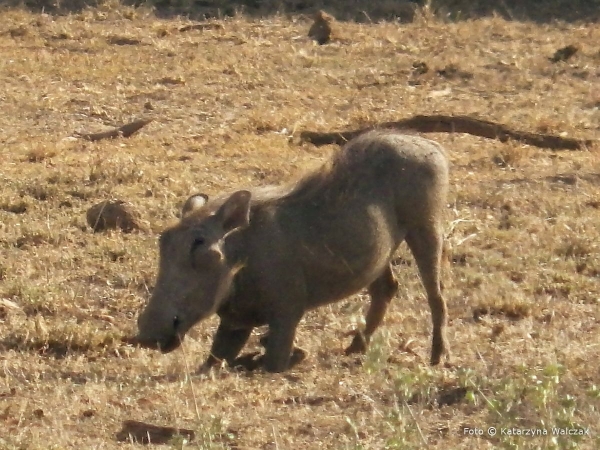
{"left": 173, "top": 315, "right": 181, "bottom": 331}
{"left": 190, "top": 237, "right": 205, "bottom": 254}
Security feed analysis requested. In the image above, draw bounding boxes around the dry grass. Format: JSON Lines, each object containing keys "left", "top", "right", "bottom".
{"left": 0, "top": 2, "right": 599, "bottom": 449}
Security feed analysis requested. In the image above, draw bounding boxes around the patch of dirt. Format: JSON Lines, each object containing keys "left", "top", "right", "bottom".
{"left": 116, "top": 420, "right": 196, "bottom": 444}
{"left": 86, "top": 200, "right": 144, "bottom": 233}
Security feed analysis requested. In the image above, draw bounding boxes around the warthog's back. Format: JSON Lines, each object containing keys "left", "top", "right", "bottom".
{"left": 190, "top": 131, "right": 448, "bottom": 226}
{"left": 232, "top": 131, "right": 449, "bottom": 308}
{"left": 275, "top": 131, "right": 448, "bottom": 218}
{"left": 269, "top": 131, "right": 449, "bottom": 234}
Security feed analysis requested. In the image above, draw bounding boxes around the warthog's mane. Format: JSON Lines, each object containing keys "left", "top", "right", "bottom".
{"left": 199, "top": 151, "right": 341, "bottom": 216}
{"left": 184, "top": 130, "right": 442, "bottom": 223}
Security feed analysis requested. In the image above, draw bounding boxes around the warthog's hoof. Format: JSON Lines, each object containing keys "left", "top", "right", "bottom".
{"left": 251, "top": 348, "right": 307, "bottom": 372}
{"left": 431, "top": 348, "right": 452, "bottom": 366}
{"left": 232, "top": 351, "right": 263, "bottom": 371}
{"left": 430, "top": 336, "right": 451, "bottom": 366}
{"left": 199, "top": 348, "right": 308, "bottom": 373}
{"left": 344, "top": 332, "right": 368, "bottom": 355}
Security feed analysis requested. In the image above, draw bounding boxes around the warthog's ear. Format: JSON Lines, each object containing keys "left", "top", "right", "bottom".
{"left": 181, "top": 194, "right": 209, "bottom": 218}
{"left": 216, "top": 190, "right": 251, "bottom": 233}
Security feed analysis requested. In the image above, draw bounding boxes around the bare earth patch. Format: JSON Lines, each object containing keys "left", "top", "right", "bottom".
{"left": 0, "top": 3, "right": 598, "bottom": 449}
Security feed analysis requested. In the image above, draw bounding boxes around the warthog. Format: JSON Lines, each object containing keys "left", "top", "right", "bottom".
{"left": 136, "top": 130, "right": 450, "bottom": 372}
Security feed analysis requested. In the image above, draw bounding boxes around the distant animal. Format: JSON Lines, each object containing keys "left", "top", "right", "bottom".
{"left": 135, "top": 130, "right": 451, "bottom": 373}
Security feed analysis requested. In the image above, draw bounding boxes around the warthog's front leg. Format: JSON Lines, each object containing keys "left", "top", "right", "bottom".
{"left": 345, "top": 265, "right": 399, "bottom": 354}
{"left": 199, "top": 323, "right": 252, "bottom": 371}
{"left": 259, "top": 334, "right": 307, "bottom": 370}
{"left": 263, "top": 314, "right": 304, "bottom": 373}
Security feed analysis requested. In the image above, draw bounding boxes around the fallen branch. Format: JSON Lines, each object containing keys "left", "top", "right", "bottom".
{"left": 76, "top": 118, "right": 153, "bottom": 142}
{"left": 300, "top": 115, "right": 595, "bottom": 150}
{"left": 116, "top": 420, "right": 195, "bottom": 444}
{"left": 179, "top": 23, "right": 224, "bottom": 32}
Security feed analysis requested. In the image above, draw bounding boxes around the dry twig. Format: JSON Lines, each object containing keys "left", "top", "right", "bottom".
{"left": 76, "top": 118, "right": 153, "bottom": 142}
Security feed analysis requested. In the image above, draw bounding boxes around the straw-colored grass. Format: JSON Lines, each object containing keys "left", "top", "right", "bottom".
{"left": 0, "top": 2, "right": 598, "bottom": 449}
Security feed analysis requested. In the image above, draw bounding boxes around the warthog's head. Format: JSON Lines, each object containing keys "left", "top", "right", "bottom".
{"left": 136, "top": 190, "right": 251, "bottom": 353}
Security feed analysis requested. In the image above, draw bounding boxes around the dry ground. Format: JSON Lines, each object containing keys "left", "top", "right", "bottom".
{"left": 0, "top": 2, "right": 599, "bottom": 449}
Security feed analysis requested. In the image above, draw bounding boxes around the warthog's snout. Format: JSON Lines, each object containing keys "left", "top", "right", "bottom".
{"left": 134, "top": 333, "right": 182, "bottom": 353}
{"left": 135, "top": 310, "right": 183, "bottom": 353}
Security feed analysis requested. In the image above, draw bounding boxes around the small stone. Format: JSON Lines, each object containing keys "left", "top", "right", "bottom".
{"left": 82, "top": 409, "right": 95, "bottom": 418}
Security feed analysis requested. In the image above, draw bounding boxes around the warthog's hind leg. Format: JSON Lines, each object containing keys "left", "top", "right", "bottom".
{"left": 405, "top": 224, "right": 450, "bottom": 365}
{"left": 345, "top": 265, "right": 398, "bottom": 355}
